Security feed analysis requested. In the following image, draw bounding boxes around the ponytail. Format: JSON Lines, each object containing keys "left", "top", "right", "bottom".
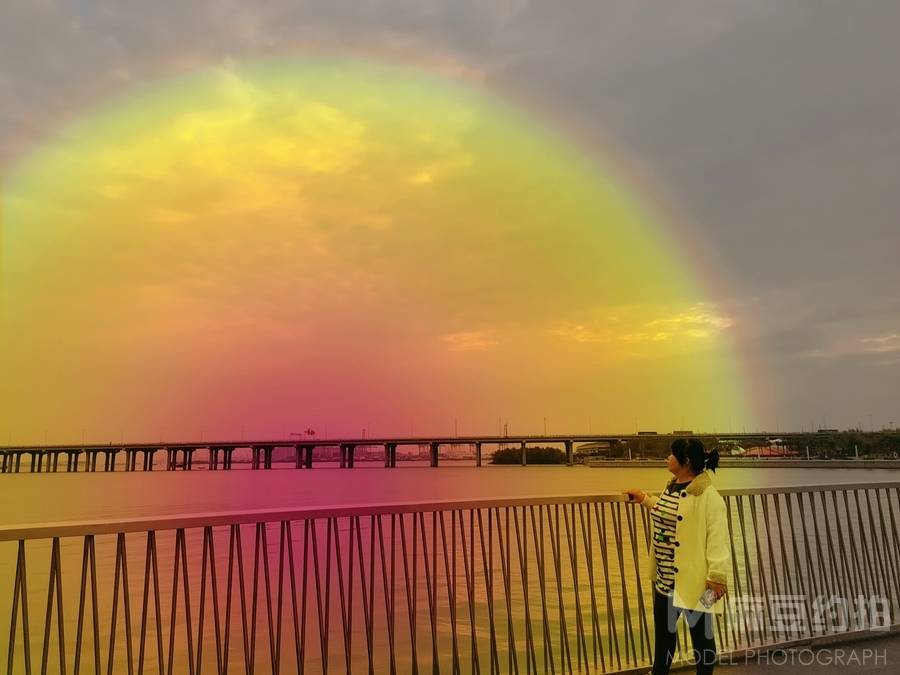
{"left": 672, "top": 437, "right": 719, "bottom": 473}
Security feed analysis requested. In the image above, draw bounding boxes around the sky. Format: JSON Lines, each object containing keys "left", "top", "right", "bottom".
{"left": 1, "top": 1, "right": 898, "bottom": 443}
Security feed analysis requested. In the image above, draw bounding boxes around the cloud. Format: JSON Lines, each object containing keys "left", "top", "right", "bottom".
{"left": 441, "top": 330, "right": 499, "bottom": 351}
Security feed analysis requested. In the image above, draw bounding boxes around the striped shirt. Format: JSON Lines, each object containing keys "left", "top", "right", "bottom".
{"left": 651, "top": 480, "right": 691, "bottom": 595}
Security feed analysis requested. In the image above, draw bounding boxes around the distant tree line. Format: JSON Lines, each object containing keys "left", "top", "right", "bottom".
{"left": 491, "top": 446, "right": 566, "bottom": 465}
{"left": 592, "top": 432, "right": 899, "bottom": 460}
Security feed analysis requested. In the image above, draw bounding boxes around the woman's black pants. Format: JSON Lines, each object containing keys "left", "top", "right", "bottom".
{"left": 652, "top": 590, "right": 717, "bottom": 674}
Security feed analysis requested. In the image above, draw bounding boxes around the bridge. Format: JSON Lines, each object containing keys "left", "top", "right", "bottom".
{"left": 2, "top": 482, "right": 899, "bottom": 673}
{"left": 1, "top": 431, "right": 889, "bottom": 473}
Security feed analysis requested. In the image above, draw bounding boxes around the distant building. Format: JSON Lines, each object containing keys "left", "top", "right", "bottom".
{"left": 576, "top": 441, "right": 612, "bottom": 456}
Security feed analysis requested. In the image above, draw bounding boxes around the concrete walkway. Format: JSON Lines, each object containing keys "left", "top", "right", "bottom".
{"left": 716, "top": 633, "right": 899, "bottom": 673}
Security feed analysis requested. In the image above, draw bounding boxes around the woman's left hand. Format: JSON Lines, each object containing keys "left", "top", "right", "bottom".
{"left": 705, "top": 580, "right": 727, "bottom": 600}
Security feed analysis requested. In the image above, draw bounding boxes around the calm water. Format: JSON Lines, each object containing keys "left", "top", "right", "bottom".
{"left": 3, "top": 463, "right": 900, "bottom": 526}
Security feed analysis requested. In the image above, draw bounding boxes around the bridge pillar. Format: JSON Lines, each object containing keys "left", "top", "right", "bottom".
{"left": 50, "top": 451, "right": 60, "bottom": 472}
{"left": 383, "top": 443, "right": 398, "bottom": 468}
{"left": 475, "top": 442, "right": 482, "bottom": 467}
{"left": 430, "top": 442, "right": 440, "bottom": 468}
{"left": 15, "top": 452, "right": 23, "bottom": 472}
{"left": 0, "top": 451, "right": 6, "bottom": 473}
{"left": 183, "top": 448, "right": 195, "bottom": 470}
{"left": 521, "top": 441, "right": 527, "bottom": 466}
{"left": 565, "top": 440, "right": 574, "bottom": 466}
{"left": 251, "top": 446, "right": 261, "bottom": 470}
{"left": 30, "top": 451, "right": 42, "bottom": 473}
{"left": 208, "top": 447, "right": 219, "bottom": 470}
{"left": 263, "top": 446, "right": 274, "bottom": 469}
{"left": 166, "top": 448, "right": 178, "bottom": 471}
{"left": 305, "top": 445, "right": 314, "bottom": 469}
{"left": 223, "top": 447, "right": 234, "bottom": 470}
{"left": 141, "top": 449, "right": 156, "bottom": 471}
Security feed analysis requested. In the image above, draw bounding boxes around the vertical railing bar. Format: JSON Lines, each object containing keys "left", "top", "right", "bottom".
{"left": 809, "top": 491, "right": 840, "bottom": 631}
{"left": 333, "top": 516, "right": 351, "bottom": 674}
{"left": 390, "top": 514, "right": 398, "bottom": 675}
{"left": 346, "top": 515, "right": 357, "bottom": 675}
{"left": 758, "top": 494, "right": 784, "bottom": 643}
{"left": 437, "top": 511, "right": 458, "bottom": 675}
{"left": 399, "top": 513, "right": 418, "bottom": 675}
{"left": 494, "top": 508, "right": 519, "bottom": 675}
{"left": 75, "top": 537, "right": 90, "bottom": 675}
{"left": 207, "top": 527, "right": 222, "bottom": 675}
{"left": 285, "top": 521, "right": 303, "bottom": 675}
{"left": 852, "top": 490, "right": 880, "bottom": 601}
{"left": 624, "top": 502, "right": 651, "bottom": 662}
{"left": 611, "top": 502, "right": 637, "bottom": 665}
{"left": 547, "top": 505, "right": 571, "bottom": 673}
{"left": 723, "top": 496, "right": 745, "bottom": 649}
{"left": 259, "top": 523, "right": 277, "bottom": 675}
{"left": 886, "top": 488, "right": 900, "bottom": 616}
{"left": 376, "top": 513, "right": 397, "bottom": 674}
{"left": 842, "top": 490, "right": 872, "bottom": 606}
{"left": 528, "top": 505, "right": 554, "bottom": 675}
{"left": 864, "top": 490, "right": 893, "bottom": 615}
{"left": 457, "top": 509, "right": 480, "bottom": 675}
{"left": 275, "top": 523, "right": 287, "bottom": 675}
{"left": 412, "top": 513, "right": 420, "bottom": 675}
{"left": 39, "top": 537, "right": 55, "bottom": 675}
{"left": 178, "top": 530, "right": 194, "bottom": 675}
{"left": 7, "top": 539, "right": 31, "bottom": 675}
{"left": 477, "top": 509, "right": 499, "bottom": 675}
{"left": 323, "top": 518, "right": 333, "bottom": 674}
{"left": 792, "top": 493, "right": 820, "bottom": 635}
{"left": 237, "top": 525, "right": 252, "bottom": 674}
{"left": 195, "top": 528, "right": 210, "bottom": 675}
{"left": 249, "top": 524, "right": 261, "bottom": 675}
{"left": 369, "top": 515, "right": 378, "bottom": 675}
{"left": 594, "top": 502, "right": 620, "bottom": 671}
{"left": 829, "top": 491, "right": 859, "bottom": 624}
{"left": 356, "top": 516, "right": 373, "bottom": 674}
{"left": 300, "top": 520, "right": 311, "bottom": 675}
{"left": 782, "top": 493, "right": 813, "bottom": 641}
{"left": 746, "top": 495, "right": 775, "bottom": 646}
{"left": 577, "top": 503, "right": 603, "bottom": 671}
{"left": 512, "top": 505, "right": 537, "bottom": 674}
{"left": 735, "top": 496, "right": 760, "bottom": 646}
{"left": 873, "top": 489, "right": 900, "bottom": 615}
{"left": 418, "top": 512, "right": 438, "bottom": 675}
{"left": 309, "top": 519, "right": 327, "bottom": 674}
{"left": 563, "top": 504, "right": 586, "bottom": 673}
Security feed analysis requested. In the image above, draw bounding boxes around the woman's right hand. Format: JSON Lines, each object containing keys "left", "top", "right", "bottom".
{"left": 624, "top": 488, "right": 646, "bottom": 503}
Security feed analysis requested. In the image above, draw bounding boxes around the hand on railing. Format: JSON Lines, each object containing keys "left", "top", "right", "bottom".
{"left": 624, "top": 488, "right": 646, "bottom": 503}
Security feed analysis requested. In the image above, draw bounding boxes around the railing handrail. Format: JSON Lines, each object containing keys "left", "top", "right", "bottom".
{"left": 3, "top": 481, "right": 899, "bottom": 542}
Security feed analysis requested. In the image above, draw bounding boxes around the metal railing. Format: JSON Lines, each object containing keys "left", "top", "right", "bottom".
{"left": 2, "top": 483, "right": 899, "bottom": 674}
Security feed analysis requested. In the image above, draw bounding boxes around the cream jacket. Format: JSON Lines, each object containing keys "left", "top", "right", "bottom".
{"left": 639, "top": 470, "right": 730, "bottom": 614}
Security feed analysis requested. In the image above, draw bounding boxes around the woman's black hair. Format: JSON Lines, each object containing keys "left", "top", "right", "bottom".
{"left": 671, "top": 438, "right": 720, "bottom": 473}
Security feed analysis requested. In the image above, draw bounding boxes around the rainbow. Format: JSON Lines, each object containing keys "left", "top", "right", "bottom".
{"left": 0, "top": 58, "right": 757, "bottom": 444}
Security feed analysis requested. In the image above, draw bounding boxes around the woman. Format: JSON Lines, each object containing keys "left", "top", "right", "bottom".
{"left": 625, "top": 438, "right": 729, "bottom": 675}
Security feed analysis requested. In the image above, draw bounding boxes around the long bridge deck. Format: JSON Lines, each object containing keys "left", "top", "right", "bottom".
{"left": 3, "top": 431, "right": 896, "bottom": 473}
